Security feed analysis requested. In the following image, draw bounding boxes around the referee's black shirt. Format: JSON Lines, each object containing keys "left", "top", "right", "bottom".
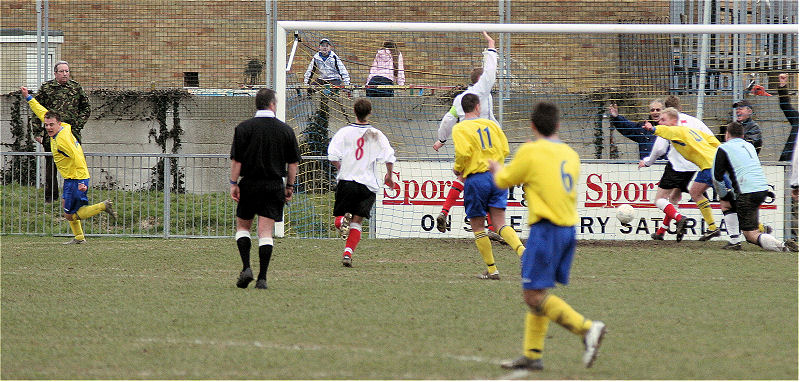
{"left": 230, "top": 113, "right": 300, "bottom": 183}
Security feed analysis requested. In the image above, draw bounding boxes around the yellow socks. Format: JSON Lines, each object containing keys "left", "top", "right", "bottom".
{"left": 499, "top": 225, "right": 525, "bottom": 257}
{"left": 75, "top": 202, "right": 106, "bottom": 220}
{"left": 69, "top": 220, "right": 85, "bottom": 241}
{"left": 696, "top": 198, "right": 717, "bottom": 230}
{"left": 523, "top": 310, "right": 549, "bottom": 360}
{"left": 539, "top": 294, "right": 592, "bottom": 335}
{"left": 474, "top": 230, "right": 497, "bottom": 274}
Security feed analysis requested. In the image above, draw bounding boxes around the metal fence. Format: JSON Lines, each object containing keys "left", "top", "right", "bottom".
{"left": 0, "top": 151, "right": 348, "bottom": 239}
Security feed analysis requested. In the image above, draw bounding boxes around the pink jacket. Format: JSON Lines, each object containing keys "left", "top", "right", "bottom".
{"left": 366, "top": 48, "right": 405, "bottom": 85}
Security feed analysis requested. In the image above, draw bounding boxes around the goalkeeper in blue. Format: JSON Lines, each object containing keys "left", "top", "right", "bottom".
{"left": 712, "top": 121, "right": 797, "bottom": 252}
{"left": 492, "top": 102, "right": 605, "bottom": 371}
{"left": 451, "top": 93, "right": 525, "bottom": 280}
{"left": 21, "top": 86, "right": 117, "bottom": 244}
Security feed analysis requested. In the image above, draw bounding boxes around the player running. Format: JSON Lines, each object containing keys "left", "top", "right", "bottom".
{"left": 21, "top": 86, "right": 117, "bottom": 244}
{"left": 328, "top": 98, "right": 396, "bottom": 267}
{"left": 493, "top": 102, "right": 605, "bottom": 371}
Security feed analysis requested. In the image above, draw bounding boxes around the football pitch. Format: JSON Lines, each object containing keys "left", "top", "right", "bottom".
{"left": 1, "top": 236, "right": 797, "bottom": 379}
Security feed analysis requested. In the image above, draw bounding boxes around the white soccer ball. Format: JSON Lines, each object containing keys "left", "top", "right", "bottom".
{"left": 616, "top": 204, "right": 636, "bottom": 225}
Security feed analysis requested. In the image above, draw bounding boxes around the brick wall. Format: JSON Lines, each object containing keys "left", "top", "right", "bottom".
{"left": 1, "top": 0, "right": 669, "bottom": 92}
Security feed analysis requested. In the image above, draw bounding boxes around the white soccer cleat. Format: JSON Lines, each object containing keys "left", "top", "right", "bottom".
{"left": 338, "top": 213, "right": 352, "bottom": 240}
{"left": 582, "top": 320, "right": 606, "bottom": 368}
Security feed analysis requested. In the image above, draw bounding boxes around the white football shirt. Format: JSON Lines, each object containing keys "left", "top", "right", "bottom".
{"left": 328, "top": 123, "right": 396, "bottom": 192}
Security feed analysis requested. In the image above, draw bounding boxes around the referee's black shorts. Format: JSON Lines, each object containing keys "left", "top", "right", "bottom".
{"left": 333, "top": 180, "right": 376, "bottom": 219}
{"left": 658, "top": 162, "right": 695, "bottom": 193}
{"left": 236, "top": 179, "right": 286, "bottom": 221}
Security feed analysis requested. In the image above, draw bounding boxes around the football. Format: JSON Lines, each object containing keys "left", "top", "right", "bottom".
{"left": 616, "top": 204, "right": 636, "bottom": 224}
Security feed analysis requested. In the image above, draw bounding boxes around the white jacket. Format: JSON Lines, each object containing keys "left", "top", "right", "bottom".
{"left": 304, "top": 51, "right": 350, "bottom": 85}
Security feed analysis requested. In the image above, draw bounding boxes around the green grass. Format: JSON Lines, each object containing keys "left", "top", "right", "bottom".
{"left": 1, "top": 236, "right": 797, "bottom": 379}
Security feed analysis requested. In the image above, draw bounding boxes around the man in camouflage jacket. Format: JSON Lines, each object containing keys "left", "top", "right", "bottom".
{"left": 32, "top": 61, "right": 91, "bottom": 203}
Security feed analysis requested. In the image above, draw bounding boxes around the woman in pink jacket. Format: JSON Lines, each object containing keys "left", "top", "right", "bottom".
{"left": 365, "top": 41, "right": 405, "bottom": 97}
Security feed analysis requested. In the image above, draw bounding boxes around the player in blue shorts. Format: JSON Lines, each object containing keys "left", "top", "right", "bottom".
{"left": 451, "top": 93, "right": 525, "bottom": 280}
{"left": 492, "top": 102, "right": 606, "bottom": 371}
{"left": 22, "top": 86, "right": 116, "bottom": 244}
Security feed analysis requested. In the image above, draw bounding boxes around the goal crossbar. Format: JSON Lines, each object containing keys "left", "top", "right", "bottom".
{"left": 274, "top": 21, "right": 799, "bottom": 120}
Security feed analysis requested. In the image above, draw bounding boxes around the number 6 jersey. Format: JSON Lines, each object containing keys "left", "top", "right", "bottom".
{"left": 328, "top": 123, "right": 396, "bottom": 192}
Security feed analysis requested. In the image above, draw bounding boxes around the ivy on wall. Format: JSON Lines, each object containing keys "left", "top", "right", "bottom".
{"left": 2, "top": 91, "right": 37, "bottom": 185}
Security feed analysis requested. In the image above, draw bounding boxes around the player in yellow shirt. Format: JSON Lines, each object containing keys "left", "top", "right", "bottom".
{"left": 22, "top": 86, "right": 116, "bottom": 244}
{"left": 492, "top": 102, "right": 605, "bottom": 371}
{"left": 451, "top": 93, "right": 525, "bottom": 280}
{"left": 641, "top": 107, "right": 722, "bottom": 241}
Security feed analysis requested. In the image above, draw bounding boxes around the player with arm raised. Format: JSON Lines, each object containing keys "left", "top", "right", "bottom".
{"left": 451, "top": 94, "right": 525, "bottom": 280}
{"left": 642, "top": 107, "right": 721, "bottom": 242}
{"left": 21, "top": 86, "right": 117, "bottom": 245}
{"left": 432, "top": 32, "right": 504, "bottom": 242}
{"left": 494, "top": 102, "right": 605, "bottom": 371}
{"left": 328, "top": 98, "right": 396, "bottom": 268}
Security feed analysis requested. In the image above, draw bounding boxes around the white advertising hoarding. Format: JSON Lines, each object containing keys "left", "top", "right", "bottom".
{"left": 374, "top": 161, "right": 785, "bottom": 240}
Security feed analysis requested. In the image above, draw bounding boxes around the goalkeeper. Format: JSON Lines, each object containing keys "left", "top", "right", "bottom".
{"left": 21, "top": 86, "right": 117, "bottom": 244}
{"left": 432, "top": 31, "right": 504, "bottom": 243}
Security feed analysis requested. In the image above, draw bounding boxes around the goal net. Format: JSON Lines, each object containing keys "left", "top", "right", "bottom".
{"left": 275, "top": 21, "right": 798, "bottom": 241}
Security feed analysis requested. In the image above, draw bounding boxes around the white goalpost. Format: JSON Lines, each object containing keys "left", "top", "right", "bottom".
{"left": 274, "top": 21, "right": 798, "bottom": 240}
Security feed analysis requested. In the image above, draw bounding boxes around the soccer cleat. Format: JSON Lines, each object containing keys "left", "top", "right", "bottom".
{"left": 783, "top": 239, "right": 798, "bottom": 253}
{"left": 254, "top": 279, "right": 268, "bottom": 289}
{"left": 487, "top": 230, "right": 508, "bottom": 245}
{"left": 698, "top": 228, "right": 721, "bottom": 241}
{"left": 477, "top": 270, "right": 500, "bottom": 280}
{"left": 500, "top": 356, "right": 543, "bottom": 371}
{"left": 761, "top": 225, "right": 773, "bottom": 235}
{"left": 338, "top": 213, "right": 352, "bottom": 240}
{"left": 103, "top": 200, "right": 117, "bottom": 221}
{"left": 651, "top": 232, "right": 664, "bottom": 241}
{"left": 722, "top": 242, "right": 742, "bottom": 251}
{"left": 674, "top": 218, "right": 688, "bottom": 242}
{"left": 436, "top": 212, "right": 447, "bottom": 233}
{"left": 582, "top": 320, "right": 607, "bottom": 368}
{"left": 342, "top": 255, "right": 352, "bottom": 267}
{"left": 63, "top": 238, "right": 86, "bottom": 245}
{"left": 236, "top": 268, "right": 254, "bottom": 288}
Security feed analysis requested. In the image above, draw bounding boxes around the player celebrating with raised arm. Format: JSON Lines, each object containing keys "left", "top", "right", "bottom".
{"left": 712, "top": 121, "right": 797, "bottom": 252}
{"left": 21, "top": 86, "right": 116, "bottom": 244}
{"left": 328, "top": 98, "right": 396, "bottom": 268}
{"left": 640, "top": 107, "right": 720, "bottom": 241}
{"left": 452, "top": 94, "right": 525, "bottom": 280}
{"left": 493, "top": 102, "right": 605, "bottom": 371}
{"left": 432, "top": 32, "right": 504, "bottom": 243}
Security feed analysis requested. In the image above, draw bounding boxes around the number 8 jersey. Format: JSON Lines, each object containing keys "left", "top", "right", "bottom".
{"left": 328, "top": 123, "right": 396, "bottom": 192}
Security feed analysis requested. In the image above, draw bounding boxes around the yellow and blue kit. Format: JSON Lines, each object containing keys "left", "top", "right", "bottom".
{"left": 652, "top": 125, "right": 720, "bottom": 170}
{"left": 452, "top": 118, "right": 509, "bottom": 177}
{"left": 28, "top": 97, "right": 89, "bottom": 180}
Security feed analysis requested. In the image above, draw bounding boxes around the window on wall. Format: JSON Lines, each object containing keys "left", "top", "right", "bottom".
{"left": 184, "top": 72, "right": 199, "bottom": 88}
{"left": 26, "top": 47, "right": 57, "bottom": 91}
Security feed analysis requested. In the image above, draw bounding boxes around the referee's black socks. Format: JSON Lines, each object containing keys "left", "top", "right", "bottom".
{"left": 235, "top": 231, "right": 251, "bottom": 271}
{"left": 257, "top": 238, "right": 274, "bottom": 280}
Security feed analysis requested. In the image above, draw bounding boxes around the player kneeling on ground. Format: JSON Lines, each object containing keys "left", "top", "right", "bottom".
{"left": 712, "top": 121, "right": 797, "bottom": 252}
{"left": 21, "top": 86, "right": 116, "bottom": 244}
{"left": 328, "top": 98, "right": 396, "bottom": 267}
{"left": 491, "top": 102, "right": 605, "bottom": 371}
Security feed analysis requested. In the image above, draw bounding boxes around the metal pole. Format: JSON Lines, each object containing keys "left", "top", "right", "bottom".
{"left": 265, "top": 0, "right": 272, "bottom": 88}
{"left": 732, "top": 0, "right": 741, "bottom": 122}
{"left": 274, "top": 24, "right": 287, "bottom": 237}
{"left": 695, "top": 0, "right": 712, "bottom": 120}
{"left": 35, "top": 0, "right": 42, "bottom": 190}
{"left": 43, "top": 0, "right": 49, "bottom": 82}
{"left": 163, "top": 155, "right": 171, "bottom": 238}
{"left": 498, "top": 0, "right": 504, "bottom": 127}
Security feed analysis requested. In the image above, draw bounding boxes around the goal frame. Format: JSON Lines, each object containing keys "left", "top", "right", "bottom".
{"left": 274, "top": 21, "right": 799, "bottom": 121}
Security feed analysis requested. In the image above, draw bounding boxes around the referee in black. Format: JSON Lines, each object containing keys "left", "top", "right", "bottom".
{"left": 229, "top": 88, "right": 300, "bottom": 289}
